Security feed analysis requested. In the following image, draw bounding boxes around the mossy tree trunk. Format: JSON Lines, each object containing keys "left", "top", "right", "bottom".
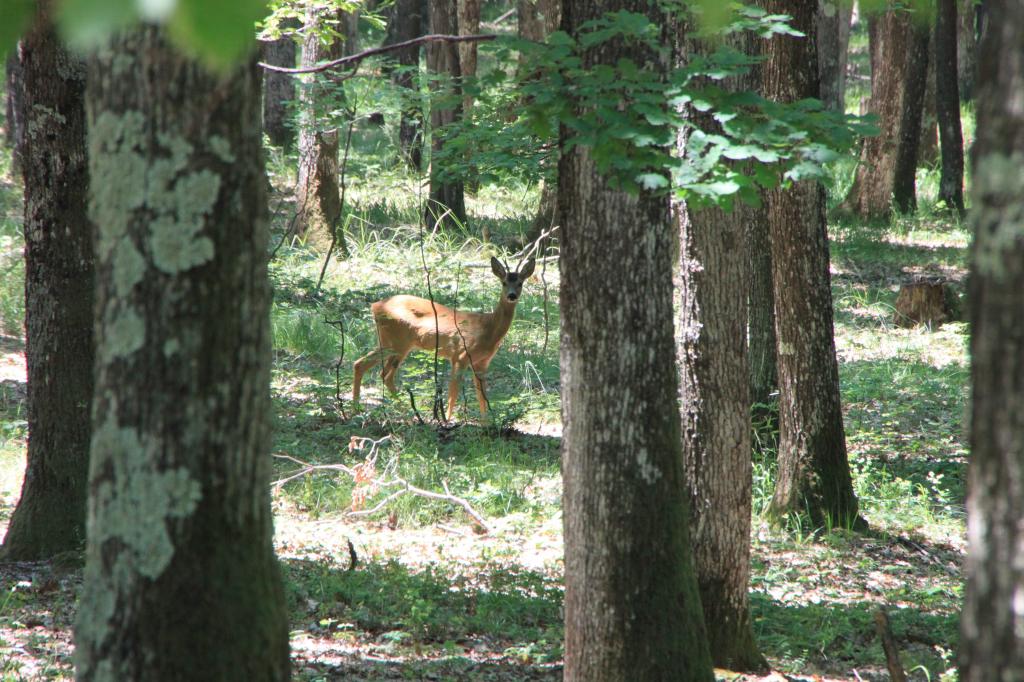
{"left": 959, "top": 1, "right": 1024, "bottom": 678}
{"left": 384, "top": 0, "right": 426, "bottom": 170}
{"left": 559, "top": 2, "right": 713, "bottom": 681}
{"left": 956, "top": 0, "right": 977, "bottom": 100}
{"left": 425, "top": 0, "right": 467, "bottom": 229}
{"left": 0, "top": 0, "right": 92, "bottom": 562}
{"left": 935, "top": 0, "right": 966, "bottom": 213}
{"left": 761, "top": 0, "right": 864, "bottom": 531}
{"left": 675, "top": 29, "right": 767, "bottom": 674}
{"left": 4, "top": 51, "right": 24, "bottom": 175}
{"left": 74, "top": 26, "right": 289, "bottom": 681}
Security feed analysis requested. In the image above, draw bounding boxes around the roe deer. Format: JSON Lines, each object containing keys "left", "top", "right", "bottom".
{"left": 352, "top": 257, "right": 536, "bottom": 420}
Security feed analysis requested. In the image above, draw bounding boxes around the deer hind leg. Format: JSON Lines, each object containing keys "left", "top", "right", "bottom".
{"left": 381, "top": 351, "right": 407, "bottom": 394}
{"left": 352, "top": 349, "right": 389, "bottom": 404}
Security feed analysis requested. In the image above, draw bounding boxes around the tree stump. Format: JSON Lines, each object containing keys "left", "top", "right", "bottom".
{"left": 894, "top": 279, "right": 957, "bottom": 328}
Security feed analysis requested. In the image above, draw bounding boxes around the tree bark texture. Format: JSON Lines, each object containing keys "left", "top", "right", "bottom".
{"left": 4, "top": 50, "right": 24, "bottom": 175}
{"left": 384, "top": 0, "right": 425, "bottom": 170}
{"left": 426, "top": 0, "right": 467, "bottom": 229}
{"left": 74, "top": 26, "right": 289, "bottom": 681}
{"left": 959, "top": 1, "right": 1024, "bottom": 678}
{"left": 892, "top": 21, "right": 931, "bottom": 213}
{"left": 818, "top": 0, "right": 853, "bottom": 111}
{"left": 935, "top": 0, "right": 966, "bottom": 213}
{"left": 748, "top": 207, "right": 777, "bottom": 407}
{"left": 957, "top": 0, "right": 977, "bottom": 100}
{"left": 0, "top": 2, "right": 92, "bottom": 561}
{"left": 676, "top": 30, "right": 766, "bottom": 673}
{"left": 761, "top": 0, "right": 863, "bottom": 530}
{"left": 260, "top": 35, "right": 297, "bottom": 148}
{"left": 559, "top": 3, "right": 713, "bottom": 681}
{"left": 843, "top": 8, "right": 917, "bottom": 218}
{"left": 296, "top": 6, "right": 350, "bottom": 249}
{"left": 457, "top": 0, "right": 481, "bottom": 112}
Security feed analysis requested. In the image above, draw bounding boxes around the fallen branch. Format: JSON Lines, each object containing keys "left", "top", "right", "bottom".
{"left": 260, "top": 33, "right": 498, "bottom": 75}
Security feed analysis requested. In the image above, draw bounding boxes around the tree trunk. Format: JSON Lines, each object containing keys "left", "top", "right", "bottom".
{"left": 0, "top": 1, "right": 92, "bottom": 562}
{"left": 559, "top": 3, "right": 713, "bottom": 681}
{"left": 959, "top": 2, "right": 1024, "bottom": 678}
{"left": 4, "top": 50, "right": 24, "bottom": 176}
{"left": 918, "top": 45, "right": 939, "bottom": 165}
{"left": 818, "top": 0, "right": 853, "bottom": 111}
{"left": 935, "top": 0, "right": 966, "bottom": 213}
{"left": 457, "top": 0, "right": 481, "bottom": 113}
{"left": 74, "top": 25, "right": 289, "bottom": 681}
{"left": 842, "top": 8, "right": 916, "bottom": 219}
{"left": 260, "top": 35, "right": 296, "bottom": 148}
{"left": 295, "top": 6, "right": 351, "bottom": 251}
{"left": 384, "top": 0, "right": 425, "bottom": 170}
{"left": 425, "top": 0, "right": 467, "bottom": 229}
{"left": 892, "top": 22, "right": 931, "bottom": 213}
{"left": 761, "top": 0, "right": 864, "bottom": 530}
{"left": 675, "top": 29, "right": 766, "bottom": 673}
{"left": 957, "top": 0, "right": 977, "bottom": 100}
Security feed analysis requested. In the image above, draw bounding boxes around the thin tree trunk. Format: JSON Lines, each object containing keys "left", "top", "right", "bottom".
{"left": 957, "top": 0, "right": 977, "bottom": 100}
{"left": 959, "top": 2, "right": 1024, "bottom": 678}
{"left": 296, "top": 6, "right": 351, "bottom": 252}
{"left": 74, "top": 25, "right": 289, "bottom": 680}
{"left": 260, "top": 34, "right": 296, "bottom": 148}
{"left": 842, "top": 8, "right": 916, "bottom": 218}
{"left": 457, "top": 0, "right": 481, "bottom": 113}
{"left": 748, "top": 209, "right": 776, "bottom": 406}
{"left": 918, "top": 44, "right": 939, "bottom": 165}
{"left": 425, "top": 0, "right": 467, "bottom": 229}
{"left": 0, "top": 0, "right": 92, "bottom": 562}
{"left": 761, "top": 0, "right": 864, "bottom": 531}
{"left": 818, "top": 0, "right": 853, "bottom": 111}
{"left": 892, "top": 22, "right": 931, "bottom": 213}
{"left": 935, "top": 0, "right": 966, "bottom": 213}
{"left": 560, "top": 1, "right": 713, "bottom": 679}
{"left": 384, "top": 0, "right": 425, "bottom": 170}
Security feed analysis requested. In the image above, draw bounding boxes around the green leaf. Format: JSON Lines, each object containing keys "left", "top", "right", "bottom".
{"left": 0, "top": 0, "right": 33, "bottom": 56}
{"left": 58, "top": 0, "right": 138, "bottom": 50}
{"left": 169, "top": 0, "right": 268, "bottom": 68}
{"left": 636, "top": 173, "right": 668, "bottom": 190}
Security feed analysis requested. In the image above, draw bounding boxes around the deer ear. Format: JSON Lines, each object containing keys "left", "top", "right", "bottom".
{"left": 490, "top": 257, "right": 507, "bottom": 280}
{"left": 519, "top": 258, "right": 536, "bottom": 280}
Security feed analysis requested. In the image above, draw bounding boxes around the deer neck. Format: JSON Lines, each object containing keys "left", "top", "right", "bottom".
{"left": 484, "top": 295, "right": 518, "bottom": 347}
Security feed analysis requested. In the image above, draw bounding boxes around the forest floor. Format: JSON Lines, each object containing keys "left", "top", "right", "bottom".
{"left": 0, "top": 120, "right": 969, "bottom": 680}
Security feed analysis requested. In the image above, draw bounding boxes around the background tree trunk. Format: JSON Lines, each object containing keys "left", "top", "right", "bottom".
{"left": 960, "top": 2, "right": 1024, "bottom": 678}
{"left": 425, "top": 0, "right": 467, "bottom": 229}
{"left": 818, "top": 0, "right": 853, "bottom": 111}
{"left": 843, "top": 9, "right": 915, "bottom": 218}
{"left": 260, "top": 34, "right": 296, "bottom": 148}
{"left": 457, "top": 0, "right": 481, "bottom": 113}
{"left": 957, "top": 0, "right": 977, "bottom": 100}
{"left": 560, "top": 2, "right": 713, "bottom": 680}
{"left": 935, "top": 0, "right": 966, "bottom": 213}
{"left": 384, "top": 0, "right": 425, "bottom": 170}
{"left": 74, "top": 26, "right": 289, "bottom": 681}
{"left": 0, "top": 1, "right": 92, "bottom": 562}
{"left": 4, "top": 51, "right": 24, "bottom": 176}
{"left": 676, "top": 30, "right": 766, "bottom": 673}
{"left": 761, "top": 0, "right": 864, "bottom": 530}
{"left": 918, "top": 47, "right": 939, "bottom": 165}
{"left": 892, "top": 22, "right": 931, "bottom": 213}
{"left": 295, "top": 6, "right": 351, "bottom": 250}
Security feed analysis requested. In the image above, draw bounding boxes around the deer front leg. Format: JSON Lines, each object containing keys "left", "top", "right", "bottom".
{"left": 472, "top": 370, "right": 488, "bottom": 416}
{"left": 353, "top": 349, "right": 386, "bottom": 405}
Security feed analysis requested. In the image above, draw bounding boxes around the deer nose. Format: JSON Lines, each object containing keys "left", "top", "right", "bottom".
{"left": 507, "top": 292, "right": 518, "bottom": 301}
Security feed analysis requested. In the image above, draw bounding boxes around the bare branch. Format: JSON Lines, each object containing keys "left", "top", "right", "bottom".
{"left": 260, "top": 33, "right": 498, "bottom": 75}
